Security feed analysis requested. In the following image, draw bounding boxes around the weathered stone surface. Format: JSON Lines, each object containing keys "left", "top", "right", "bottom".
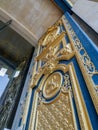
{"left": 0, "top": 0, "right": 62, "bottom": 43}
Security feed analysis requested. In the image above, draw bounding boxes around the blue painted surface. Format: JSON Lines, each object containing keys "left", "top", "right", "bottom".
{"left": 72, "top": 96, "right": 81, "bottom": 130}
{"left": 64, "top": 12, "right": 98, "bottom": 122}
{"left": 41, "top": 61, "right": 45, "bottom": 67}
{"left": 59, "top": 42, "right": 63, "bottom": 49}
{"left": 25, "top": 75, "right": 43, "bottom": 130}
{"left": 60, "top": 56, "right": 98, "bottom": 130}
{"left": 92, "top": 74, "right": 98, "bottom": 85}
{"left": 62, "top": 13, "right": 98, "bottom": 130}
{"left": 18, "top": 118, "right": 22, "bottom": 127}
{"left": 61, "top": 24, "right": 70, "bottom": 44}
{"left": 60, "top": 12, "right": 98, "bottom": 129}
{"left": 60, "top": 24, "right": 65, "bottom": 31}
{"left": 73, "top": 58, "right": 98, "bottom": 130}
{"left": 25, "top": 89, "right": 35, "bottom": 130}
{"left": 63, "top": 13, "right": 98, "bottom": 129}
{"left": 63, "top": 0, "right": 72, "bottom": 8}
{"left": 65, "top": 12, "right": 98, "bottom": 70}
{"left": 65, "top": 35, "right": 70, "bottom": 44}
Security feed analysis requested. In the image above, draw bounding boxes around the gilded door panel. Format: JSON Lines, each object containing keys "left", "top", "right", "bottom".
{"left": 36, "top": 91, "right": 76, "bottom": 130}
{"left": 21, "top": 15, "right": 98, "bottom": 130}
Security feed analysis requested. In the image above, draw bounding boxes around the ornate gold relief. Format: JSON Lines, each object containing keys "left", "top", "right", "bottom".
{"left": 43, "top": 60, "right": 58, "bottom": 74}
{"left": 38, "top": 43, "right": 75, "bottom": 67}
{"left": 43, "top": 72, "right": 62, "bottom": 99}
{"left": 36, "top": 91, "right": 76, "bottom": 130}
{"left": 29, "top": 63, "right": 92, "bottom": 130}
{"left": 39, "top": 27, "right": 59, "bottom": 47}
{"left": 41, "top": 42, "right": 75, "bottom": 62}
{"left": 62, "top": 16, "right": 98, "bottom": 113}
{"left": 31, "top": 42, "right": 75, "bottom": 88}
{"left": 38, "top": 20, "right": 61, "bottom": 47}
{"left": 69, "top": 63, "right": 92, "bottom": 130}
{"left": 31, "top": 64, "right": 67, "bottom": 88}
{"left": 36, "top": 31, "right": 66, "bottom": 61}
{"left": 56, "top": 44, "right": 75, "bottom": 61}
{"left": 27, "top": 16, "right": 94, "bottom": 130}
{"left": 31, "top": 43, "right": 75, "bottom": 88}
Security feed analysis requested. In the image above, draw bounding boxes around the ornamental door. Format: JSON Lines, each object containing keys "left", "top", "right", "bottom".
{"left": 22, "top": 13, "right": 98, "bottom": 130}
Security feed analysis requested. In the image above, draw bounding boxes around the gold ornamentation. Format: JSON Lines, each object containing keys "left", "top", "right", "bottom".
{"left": 43, "top": 60, "right": 58, "bottom": 74}
{"left": 36, "top": 91, "right": 76, "bottom": 130}
{"left": 69, "top": 63, "right": 92, "bottom": 130}
{"left": 62, "top": 16, "right": 98, "bottom": 113}
{"left": 21, "top": 46, "right": 41, "bottom": 125}
{"left": 43, "top": 72, "right": 62, "bottom": 99}
{"left": 56, "top": 44, "right": 75, "bottom": 61}
{"left": 29, "top": 63, "right": 92, "bottom": 130}
{"left": 38, "top": 20, "right": 62, "bottom": 47}
{"left": 42, "top": 46, "right": 58, "bottom": 62}
{"left": 36, "top": 32, "right": 66, "bottom": 61}
{"left": 31, "top": 67, "right": 43, "bottom": 88}
{"left": 38, "top": 23, "right": 59, "bottom": 47}
{"left": 63, "top": 73, "right": 72, "bottom": 91}
{"left": 31, "top": 63, "right": 67, "bottom": 88}
{"left": 28, "top": 17, "right": 93, "bottom": 130}
{"left": 28, "top": 91, "right": 39, "bottom": 130}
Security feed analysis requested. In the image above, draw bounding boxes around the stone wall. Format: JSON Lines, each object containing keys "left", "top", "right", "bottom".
{"left": 0, "top": 0, "right": 62, "bottom": 46}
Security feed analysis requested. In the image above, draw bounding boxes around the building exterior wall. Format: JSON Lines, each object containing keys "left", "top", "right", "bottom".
{"left": 0, "top": 0, "right": 62, "bottom": 44}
